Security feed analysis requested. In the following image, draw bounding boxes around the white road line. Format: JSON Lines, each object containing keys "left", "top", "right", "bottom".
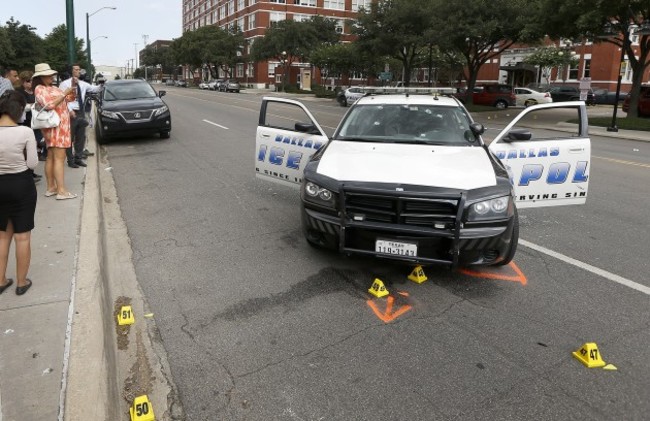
{"left": 520, "top": 239, "right": 650, "bottom": 296}
{"left": 202, "top": 119, "right": 229, "bottom": 130}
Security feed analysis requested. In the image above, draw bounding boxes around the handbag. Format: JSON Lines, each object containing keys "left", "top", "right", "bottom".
{"left": 31, "top": 104, "right": 60, "bottom": 129}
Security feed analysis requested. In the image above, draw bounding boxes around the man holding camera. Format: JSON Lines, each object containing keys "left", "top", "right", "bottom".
{"left": 59, "top": 64, "right": 101, "bottom": 168}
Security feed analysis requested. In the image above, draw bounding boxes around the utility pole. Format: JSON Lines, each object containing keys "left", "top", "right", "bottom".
{"left": 142, "top": 35, "right": 149, "bottom": 81}
{"left": 134, "top": 43, "right": 138, "bottom": 70}
{"left": 65, "top": 0, "right": 76, "bottom": 65}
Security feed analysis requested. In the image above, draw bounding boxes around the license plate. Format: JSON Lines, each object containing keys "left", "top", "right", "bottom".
{"left": 375, "top": 239, "right": 417, "bottom": 257}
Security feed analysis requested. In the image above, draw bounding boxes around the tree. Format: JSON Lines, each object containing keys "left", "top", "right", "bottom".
{"left": 42, "top": 24, "right": 87, "bottom": 74}
{"left": 355, "top": 0, "right": 436, "bottom": 87}
{"left": 250, "top": 17, "right": 339, "bottom": 89}
{"left": 536, "top": 0, "right": 650, "bottom": 118}
{"left": 429, "top": 0, "right": 543, "bottom": 104}
{"left": 311, "top": 42, "right": 384, "bottom": 86}
{"left": 524, "top": 46, "right": 579, "bottom": 84}
{"left": 0, "top": 26, "right": 15, "bottom": 65}
{"left": 3, "top": 18, "right": 45, "bottom": 70}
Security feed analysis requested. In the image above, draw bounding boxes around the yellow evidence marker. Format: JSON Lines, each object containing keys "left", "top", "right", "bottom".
{"left": 117, "top": 305, "right": 135, "bottom": 326}
{"left": 368, "top": 278, "right": 389, "bottom": 298}
{"left": 572, "top": 342, "right": 606, "bottom": 368}
{"left": 408, "top": 265, "right": 428, "bottom": 284}
{"left": 130, "top": 395, "right": 155, "bottom": 421}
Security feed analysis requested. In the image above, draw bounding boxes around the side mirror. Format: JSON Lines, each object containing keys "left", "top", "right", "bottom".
{"left": 503, "top": 129, "right": 532, "bottom": 142}
{"left": 469, "top": 122, "right": 485, "bottom": 136}
{"left": 295, "top": 122, "right": 319, "bottom": 134}
{"left": 159, "top": 90, "right": 166, "bottom": 97}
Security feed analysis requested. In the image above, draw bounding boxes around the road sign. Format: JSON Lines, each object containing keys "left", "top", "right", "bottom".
{"left": 379, "top": 72, "right": 392, "bottom": 81}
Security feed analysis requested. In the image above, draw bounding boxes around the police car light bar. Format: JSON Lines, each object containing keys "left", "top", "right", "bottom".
{"left": 355, "top": 86, "right": 457, "bottom": 95}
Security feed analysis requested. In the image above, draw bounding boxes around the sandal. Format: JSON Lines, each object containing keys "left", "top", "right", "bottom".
{"left": 16, "top": 279, "right": 32, "bottom": 296}
{"left": 56, "top": 192, "right": 78, "bottom": 200}
{"left": 0, "top": 278, "right": 13, "bottom": 294}
{"left": 45, "top": 190, "right": 57, "bottom": 197}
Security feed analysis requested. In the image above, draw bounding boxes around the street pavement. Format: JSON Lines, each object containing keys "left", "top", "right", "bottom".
{"left": 0, "top": 91, "right": 646, "bottom": 421}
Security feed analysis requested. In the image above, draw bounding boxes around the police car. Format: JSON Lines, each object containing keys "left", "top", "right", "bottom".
{"left": 255, "top": 89, "right": 590, "bottom": 267}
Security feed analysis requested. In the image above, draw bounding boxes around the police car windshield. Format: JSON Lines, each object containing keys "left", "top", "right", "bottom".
{"left": 335, "top": 104, "right": 476, "bottom": 145}
{"left": 104, "top": 82, "right": 157, "bottom": 101}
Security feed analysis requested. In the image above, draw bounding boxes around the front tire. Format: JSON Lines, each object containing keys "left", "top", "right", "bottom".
{"left": 495, "top": 100, "right": 508, "bottom": 109}
{"left": 96, "top": 122, "right": 109, "bottom": 145}
{"left": 524, "top": 99, "right": 537, "bottom": 108}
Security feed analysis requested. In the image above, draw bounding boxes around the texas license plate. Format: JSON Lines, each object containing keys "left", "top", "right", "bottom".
{"left": 375, "top": 239, "right": 417, "bottom": 257}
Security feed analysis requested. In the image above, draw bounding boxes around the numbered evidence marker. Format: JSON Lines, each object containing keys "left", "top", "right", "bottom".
{"left": 117, "top": 305, "right": 135, "bottom": 326}
{"left": 408, "top": 265, "right": 428, "bottom": 284}
{"left": 572, "top": 342, "right": 606, "bottom": 368}
{"left": 130, "top": 395, "right": 155, "bottom": 421}
{"left": 368, "top": 278, "right": 389, "bottom": 298}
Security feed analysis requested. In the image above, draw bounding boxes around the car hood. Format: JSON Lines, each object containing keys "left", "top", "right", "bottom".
{"left": 316, "top": 141, "right": 497, "bottom": 190}
{"left": 101, "top": 97, "right": 165, "bottom": 111}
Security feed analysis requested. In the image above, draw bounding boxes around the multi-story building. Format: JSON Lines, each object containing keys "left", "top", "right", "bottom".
{"left": 180, "top": 0, "right": 649, "bottom": 92}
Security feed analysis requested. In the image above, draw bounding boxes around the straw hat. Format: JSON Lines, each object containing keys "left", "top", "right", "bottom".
{"left": 32, "top": 63, "right": 57, "bottom": 78}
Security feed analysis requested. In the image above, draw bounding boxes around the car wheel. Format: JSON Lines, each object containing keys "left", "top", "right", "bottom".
{"left": 524, "top": 99, "right": 537, "bottom": 108}
{"left": 495, "top": 100, "right": 508, "bottom": 109}
{"left": 339, "top": 98, "right": 347, "bottom": 107}
{"left": 96, "top": 123, "right": 109, "bottom": 145}
{"left": 493, "top": 208, "right": 519, "bottom": 266}
{"left": 160, "top": 131, "right": 170, "bottom": 139}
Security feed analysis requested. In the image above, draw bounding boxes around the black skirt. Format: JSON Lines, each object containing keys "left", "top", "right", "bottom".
{"left": 0, "top": 170, "right": 37, "bottom": 233}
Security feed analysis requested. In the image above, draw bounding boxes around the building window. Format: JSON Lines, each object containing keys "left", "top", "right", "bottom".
{"left": 352, "top": 0, "right": 371, "bottom": 11}
{"left": 297, "top": 0, "right": 316, "bottom": 6}
{"left": 293, "top": 13, "right": 310, "bottom": 22}
{"left": 236, "top": 63, "right": 244, "bottom": 78}
{"left": 269, "top": 11, "right": 286, "bottom": 22}
{"left": 238, "top": 0, "right": 245, "bottom": 10}
{"left": 237, "top": 17, "right": 244, "bottom": 30}
{"left": 248, "top": 13, "right": 256, "bottom": 30}
{"left": 228, "top": 1, "right": 234, "bottom": 15}
{"left": 269, "top": 0, "right": 286, "bottom": 3}
{"left": 324, "top": 0, "right": 345, "bottom": 10}
{"left": 568, "top": 62, "right": 579, "bottom": 80}
{"left": 582, "top": 58, "right": 591, "bottom": 79}
{"left": 268, "top": 63, "right": 279, "bottom": 78}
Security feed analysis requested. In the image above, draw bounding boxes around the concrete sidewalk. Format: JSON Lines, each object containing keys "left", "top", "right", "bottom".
{"left": 0, "top": 159, "right": 86, "bottom": 420}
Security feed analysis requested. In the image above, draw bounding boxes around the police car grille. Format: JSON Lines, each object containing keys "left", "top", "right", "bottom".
{"left": 121, "top": 110, "right": 152, "bottom": 120}
{"left": 345, "top": 193, "right": 458, "bottom": 227}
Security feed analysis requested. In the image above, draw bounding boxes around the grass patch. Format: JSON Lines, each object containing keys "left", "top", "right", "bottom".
{"left": 568, "top": 116, "right": 650, "bottom": 131}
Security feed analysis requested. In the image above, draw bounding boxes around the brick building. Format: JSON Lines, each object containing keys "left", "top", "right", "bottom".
{"left": 180, "top": 0, "right": 649, "bottom": 92}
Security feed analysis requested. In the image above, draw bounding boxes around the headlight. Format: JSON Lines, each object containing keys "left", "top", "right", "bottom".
{"left": 468, "top": 196, "right": 512, "bottom": 221}
{"left": 100, "top": 110, "right": 119, "bottom": 119}
{"left": 303, "top": 181, "right": 336, "bottom": 208}
{"left": 153, "top": 105, "right": 169, "bottom": 117}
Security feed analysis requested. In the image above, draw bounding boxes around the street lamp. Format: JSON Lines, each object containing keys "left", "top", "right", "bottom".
{"left": 86, "top": 6, "right": 116, "bottom": 82}
{"left": 281, "top": 51, "right": 288, "bottom": 92}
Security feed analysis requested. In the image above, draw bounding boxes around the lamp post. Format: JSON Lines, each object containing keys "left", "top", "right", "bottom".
{"left": 281, "top": 51, "right": 288, "bottom": 92}
{"left": 86, "top": 6, "right": 116, "bottom": 82}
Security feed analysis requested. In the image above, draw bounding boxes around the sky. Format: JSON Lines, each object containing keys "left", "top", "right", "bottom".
{"left": 2, "top": 0, "right": 182, "bottom": 68}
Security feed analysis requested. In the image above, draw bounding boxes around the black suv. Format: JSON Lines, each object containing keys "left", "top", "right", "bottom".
{"left": 94, "top": 79, "right": 172, "bottom": 143}
{"left": 546, "top": 85, "right": 595, "bottom": 104}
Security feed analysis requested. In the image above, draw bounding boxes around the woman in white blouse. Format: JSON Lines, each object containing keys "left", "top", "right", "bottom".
{"left": 0, "top": 90, "right": 38, "bottom": 296}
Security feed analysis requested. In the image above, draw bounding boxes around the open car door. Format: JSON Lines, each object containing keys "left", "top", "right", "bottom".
{"left": 255, "top": 97, "right": 329, "bottom": 188}
{"left": 488, "top": 101, "right": 590, "bottom": 209}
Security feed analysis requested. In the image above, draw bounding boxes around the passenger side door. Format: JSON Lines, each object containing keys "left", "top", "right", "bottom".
{"left": 255, "top": 98, "right": 329, "bottom": 188}
{"left": 488, "top": 102, "right": 591, "bottom": 209}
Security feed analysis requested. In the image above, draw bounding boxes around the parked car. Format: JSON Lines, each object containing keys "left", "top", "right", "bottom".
{"left": 92, "top": 79, "right": 172, "bottom": 144}
{"left": 175, "top": 79, "right": 188, "bottom": 88}
{"left": 219, "top": 79, "right": 240, "bottom": 93}
{"left": 165, "top": 79, "right": 175, "bottom": 86}
{"left": 337, "top": 87, "right": 365, "bottom": 107}
{"left": 622, "top": 85, "right": 650, "bottom": 117}
{"left": 514, "top": 87, "right": 553, "bottom": 107}
{"left": 455, "top": 84, "right": 515, "bottom": 109}
{"left": 255, "top": 94, "right": 591, "bottom": 267}
{"left": 210, "top": 79, "right": 225, "bottom": 91}
{"left": 198, "top": 81, "right": 210, "bottom": 90}
{"left": 593, "top": 89, "right": 628, "bottom": 105}
{"left": 545, "top": 85, "right": 595, "bottom": 104}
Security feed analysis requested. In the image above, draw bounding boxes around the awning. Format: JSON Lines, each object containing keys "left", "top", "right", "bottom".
{"left": 499, "top": 63, "right": 537, "bottom": 72}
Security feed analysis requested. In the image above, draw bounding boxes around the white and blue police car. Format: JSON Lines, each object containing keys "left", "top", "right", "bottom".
{"left": 255, "top": 90, "right": 590, "bottom": 268}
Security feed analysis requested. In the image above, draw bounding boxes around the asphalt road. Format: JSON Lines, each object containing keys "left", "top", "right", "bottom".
{"left": 102, "top": 87, "right": 650, "bottom": 421}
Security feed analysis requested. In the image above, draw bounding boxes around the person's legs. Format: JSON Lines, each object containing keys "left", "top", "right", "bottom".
{"left": 0, "top": 221, "right": 14, "bottom": 286}
{"left": 45, "top": 150, "right": 56, "bottom": 192}
{"left": 13, "top": 230, "right": 31, "bottom": 287}
{"left": 73, "top": 118, "right": 87, "bottom": 163}
{"left": 52, "top": 147, "right": 70, "bottom": 194}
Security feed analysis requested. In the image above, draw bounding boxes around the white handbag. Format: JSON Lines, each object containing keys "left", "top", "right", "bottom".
{"left": 31, "top": 104, "right": 60, "bottom": 129}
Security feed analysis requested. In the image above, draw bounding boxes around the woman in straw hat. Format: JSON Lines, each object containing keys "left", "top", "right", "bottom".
{"left": 32, "top": 63, "right": 77, "bottom": 200}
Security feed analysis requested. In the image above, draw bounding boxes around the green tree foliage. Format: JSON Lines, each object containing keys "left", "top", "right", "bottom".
{"left": 536, "top": 0, "right": 650, "bottom": 117}
{"left": 355, "top": 0, "right": 435, "bottom": 87}
{"left": 310, "top": 43, "right": 384, "bottom": 86}
{"left": 0, "top": 26, "right": 15, "bottom": 65}
{"left": 429, "top": 0, "right": 543, "bottom": 104}
{"left": 2, "top": 18, "right": 45, "bottom": 71}
{"left": 42, "top": 25, "right": 87, "bottom": 74}
{"left": 142, "top": 46, "right": 176, "bottom": 77}
{"left": 524, "top": 46, "right": 579, "bottom": 84}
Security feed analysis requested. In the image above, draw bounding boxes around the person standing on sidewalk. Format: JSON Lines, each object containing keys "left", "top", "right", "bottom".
{"left": 59, "top": 64, "right": 100, "bottom": 168}
{"left": 0, "top": 67, "right": 19, "bottom": 96}
{"left": 16, "top": 71, "right": 44, "bottom": 182}
{"left": 0, "top": 90, "right": 38, "bottom": 296}
{"left": 33, "top": 63, "right": 77, "bottom": 200}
